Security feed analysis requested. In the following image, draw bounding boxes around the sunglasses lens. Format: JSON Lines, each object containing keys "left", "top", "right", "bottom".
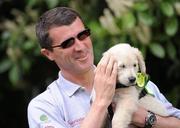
{"left": 51, "top": 29, "right": 90, "bottom": 49}
{"left": 78, "top": 29, "right": 90, "bottom": 40}
{"left": 61, "top": 38, "right": 75, "bottom": 48}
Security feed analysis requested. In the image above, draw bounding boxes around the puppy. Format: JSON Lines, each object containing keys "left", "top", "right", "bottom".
{"left": 103, "top": 43, "right": 168, "bottom": 128}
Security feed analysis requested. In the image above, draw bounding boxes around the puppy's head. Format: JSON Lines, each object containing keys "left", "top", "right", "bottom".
{"left": 104, "top": 43, "right": 146, "bottom": 87}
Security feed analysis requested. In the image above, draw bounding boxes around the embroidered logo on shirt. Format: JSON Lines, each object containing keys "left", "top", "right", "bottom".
{"left": 40, "top": 115, "right": 55, "bottom": 128}
{"left": 40, "top": 114, "right": 48, "bottom": 122}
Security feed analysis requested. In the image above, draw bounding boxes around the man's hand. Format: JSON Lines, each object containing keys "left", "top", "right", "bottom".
{"left": 93, "top": 54, "right": 117, "bottom": 108}
{"left": 131, "top": 106, "right": 148, "bottom": 127}
{"left": 131, "top": 106, "right": 180, "bottom": 128}
{"left": 80, "top": 54, "right": 117, "bottom": 128}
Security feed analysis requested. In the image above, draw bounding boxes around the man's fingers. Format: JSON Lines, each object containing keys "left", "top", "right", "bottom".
{"left": 96, "top": 54, "right": 110, "bottom": 73}
{"left": 111, "top": 61, "right": 118, "bottom": 80}
{"left": 105, "top": 55, "right": 116, "bottom": 76}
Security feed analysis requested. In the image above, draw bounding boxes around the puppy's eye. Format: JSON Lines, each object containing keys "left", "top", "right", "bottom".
{"left": 120, "top": 64, "right": 126, "bottom": 68}
{"left": 133, "top": 64, "right": 137, "bottom": 67}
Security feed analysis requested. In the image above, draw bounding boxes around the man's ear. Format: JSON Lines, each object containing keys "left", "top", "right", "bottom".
{"left": 41, "top": 48, "right": 54, "bottom": 61}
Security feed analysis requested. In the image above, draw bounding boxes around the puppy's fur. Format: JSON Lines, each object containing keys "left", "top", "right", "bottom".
{"left": 104, "top": 43, "right": 168, "bottom": 128}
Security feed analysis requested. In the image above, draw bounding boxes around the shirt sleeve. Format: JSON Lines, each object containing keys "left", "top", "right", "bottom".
{"left": 147, "top": 81, "right": 180, "bottom": 119}
{"left": 27, "top": 95, "right": 70, "bottom": 128}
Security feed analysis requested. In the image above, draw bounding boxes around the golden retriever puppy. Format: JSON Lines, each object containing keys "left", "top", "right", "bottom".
{"left": 103, "top": 43, "right": 168, "bottom": 128}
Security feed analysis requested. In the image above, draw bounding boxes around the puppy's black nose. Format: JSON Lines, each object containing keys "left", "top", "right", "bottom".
{"left": 128, "top": 76, "right": 136, "bottom": 83}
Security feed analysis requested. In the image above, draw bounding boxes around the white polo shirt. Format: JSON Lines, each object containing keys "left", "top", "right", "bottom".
{"left": 27, "top": 72, "right": 180, "bottom": 128}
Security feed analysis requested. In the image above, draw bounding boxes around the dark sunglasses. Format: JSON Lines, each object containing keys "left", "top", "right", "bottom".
{"left": 51, "top": 28, "right": 91, "bottom": 49}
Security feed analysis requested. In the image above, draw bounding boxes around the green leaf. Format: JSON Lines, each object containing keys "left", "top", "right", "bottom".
{"left": 89, "top": 21, "right": 107, "bottom": 39}
{"left": 160, "top": 2, "right": 174, "bottom": 17}
{"left": 122, "top": 11, "right": 136, "bottom": 30}
{"left": 21, "top": 58, "right": 31, "bottom": 72}
{"left": 138, "top": 12, "right": 154, "bottom": 26}
{"left": 0, "top": 59, "right": 12, "bottom": 73}
{"left": 23, "top": 41, "right": 35, "bottom": 51}
{"left": 27, "top": 0, "right": 37, "bottom": 8}
{"left": 165, "top": 18, "right": 178, "bottom": 36}
{"left": 1, "top": 31, "right": 11, "bottom": 40}
{"left": 149, "top": 43, "right": 165, "bottom": 58}
{"left": 133, "top": 2, "right": 149, "bottom": 11}
{"left": 45, "top": 0, "right": 59, "bottom": 8}
{"left": 166, "top": 42, "right": 176, "bottom": 60}
{"left": 9, "top": 65, "right": 20, "bottom": 85}
{"left": 136, "top": 72, "right": 149, "bottom": 88}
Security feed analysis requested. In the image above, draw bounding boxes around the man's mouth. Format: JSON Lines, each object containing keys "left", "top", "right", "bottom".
{"left": 75, "top": 53, "right": 88, "bottom": 61}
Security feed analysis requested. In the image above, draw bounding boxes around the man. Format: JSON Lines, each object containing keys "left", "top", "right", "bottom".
{"left": 28, "top": 7, "right": 180, "bottom": 128}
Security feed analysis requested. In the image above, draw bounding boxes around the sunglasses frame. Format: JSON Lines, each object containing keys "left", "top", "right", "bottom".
{"left": 50, "top": 28, "right": 90, "bottom": 49}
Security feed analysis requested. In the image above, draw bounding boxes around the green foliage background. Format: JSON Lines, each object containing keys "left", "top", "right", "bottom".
{"left": 0, "top": 0, "right": 180, "bottom": 127}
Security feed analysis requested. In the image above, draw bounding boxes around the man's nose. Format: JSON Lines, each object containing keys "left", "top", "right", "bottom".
{"left": 74, "top": 38, "right": 85, "bottom": 51}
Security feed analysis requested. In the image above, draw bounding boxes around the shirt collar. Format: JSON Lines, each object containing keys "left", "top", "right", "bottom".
{"left": 57, "top": 71, "right": 83, "bottom": 97}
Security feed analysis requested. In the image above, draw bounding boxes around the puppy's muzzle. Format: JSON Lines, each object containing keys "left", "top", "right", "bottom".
{"left": 128, "top": 76, "right": 136, "bottom": 83}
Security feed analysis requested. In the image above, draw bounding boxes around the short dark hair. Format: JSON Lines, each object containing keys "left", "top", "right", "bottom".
{"left": 35, "top": 7, "right": 83, "bottom": 50}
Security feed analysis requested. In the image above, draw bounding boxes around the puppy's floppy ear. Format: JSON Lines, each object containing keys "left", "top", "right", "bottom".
{"left": 133, "top": 47, "right": 146, "bottom": 73}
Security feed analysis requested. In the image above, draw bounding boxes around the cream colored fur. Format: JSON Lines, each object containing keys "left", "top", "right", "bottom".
{"left": 103, "top": 43, "right": 168, "bottom": 128}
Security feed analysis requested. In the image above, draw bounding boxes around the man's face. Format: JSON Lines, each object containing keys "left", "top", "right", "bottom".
{"left": 42, "top": 18, "right": 94, "bottom": 76}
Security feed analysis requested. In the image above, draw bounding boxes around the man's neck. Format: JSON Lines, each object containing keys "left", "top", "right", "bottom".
{"left": 61, "top": 67, "right": 95, "bottom": 92}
